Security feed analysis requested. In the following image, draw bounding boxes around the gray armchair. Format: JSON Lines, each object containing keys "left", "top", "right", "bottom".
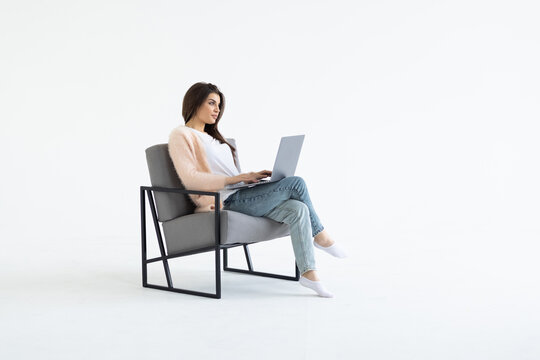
{"left": 141, "top": 138, "right": 300, "bottom": 299}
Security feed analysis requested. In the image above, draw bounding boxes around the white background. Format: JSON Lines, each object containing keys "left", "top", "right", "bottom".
{"left": 1, "top": 1, "right": 539, "bottom": 359}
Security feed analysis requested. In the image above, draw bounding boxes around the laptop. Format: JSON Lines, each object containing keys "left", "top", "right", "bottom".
{"left": 225, "top": 134, "right": 305, "bottom": 190}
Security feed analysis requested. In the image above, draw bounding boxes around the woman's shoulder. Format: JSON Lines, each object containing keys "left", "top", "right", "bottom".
{"left": 168, "top": 125, "right": 208, "bottom": 158}
{"left": 177, "top": 125, "right": 217, "bottom": 144}
{"left": 169, "top": 125, "right": 196, "bottom": 141}
{"left": 170, "top": 124, "right": 191, "bottom": 134}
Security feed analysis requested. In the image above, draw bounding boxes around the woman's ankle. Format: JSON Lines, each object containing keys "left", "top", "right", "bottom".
{"left": 314, "top": 230, "right": 335, "bottom": 247}
{"left": 302, "top": 270, "right": 319, "bottom": 281}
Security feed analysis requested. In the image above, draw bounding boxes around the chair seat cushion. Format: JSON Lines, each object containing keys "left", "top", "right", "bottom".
{"left": 162, "top": 210, "right": 290, "bottom": 255}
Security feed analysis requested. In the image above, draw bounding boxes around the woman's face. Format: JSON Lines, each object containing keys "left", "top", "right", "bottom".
{"left": 195, "top": 93, "right": 221, "bottom": 124}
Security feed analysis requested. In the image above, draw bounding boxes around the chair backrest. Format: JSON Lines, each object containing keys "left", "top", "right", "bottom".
{"left": 145, "top": 138, "right": 241, "bottom": 222}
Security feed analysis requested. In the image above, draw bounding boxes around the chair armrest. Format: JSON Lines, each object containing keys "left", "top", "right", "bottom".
{"left": 140, "top": 185, "right": 219, "bottom": 198}
{"left": 140, "top": 186, "right": 221, "bottom": 215}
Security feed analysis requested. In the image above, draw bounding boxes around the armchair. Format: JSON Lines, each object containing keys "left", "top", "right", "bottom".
{"left": 141, "top": 139, "right": 300, "bottom": 299}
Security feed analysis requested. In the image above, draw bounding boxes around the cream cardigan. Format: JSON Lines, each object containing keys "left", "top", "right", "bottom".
{"left": 168, "top": 125, "right": 230, "bottom": 213}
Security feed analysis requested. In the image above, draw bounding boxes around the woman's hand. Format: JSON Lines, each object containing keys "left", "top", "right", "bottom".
{"left": 234, "top": 170, "right": 272, "bottom": 184}
{"left": 226, "top": 170, "right": 272, "bottom": 185}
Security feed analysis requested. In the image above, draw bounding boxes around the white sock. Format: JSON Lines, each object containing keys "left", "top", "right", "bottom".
{"left": 313, "top": 241, "right": 348, "bottom": 258}
{"left": 299, "top": 276, "right": 334, "bottom": 298}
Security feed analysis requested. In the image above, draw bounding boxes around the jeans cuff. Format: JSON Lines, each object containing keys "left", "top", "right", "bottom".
{"left": 312, "top": 226, "right": 324, "bottom": 237}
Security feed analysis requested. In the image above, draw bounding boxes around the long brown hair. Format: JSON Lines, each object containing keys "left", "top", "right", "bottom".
{"left": 181, "top": 82, "right": 238, "bottom": 168}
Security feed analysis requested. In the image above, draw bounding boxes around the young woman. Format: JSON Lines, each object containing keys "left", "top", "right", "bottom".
{"left": 168, "top": 82, "right": 347, "bottom": 298}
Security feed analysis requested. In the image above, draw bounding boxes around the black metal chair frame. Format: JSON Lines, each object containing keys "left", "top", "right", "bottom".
{"left": 140, "top": 186, "right": 300, "bottom": 299}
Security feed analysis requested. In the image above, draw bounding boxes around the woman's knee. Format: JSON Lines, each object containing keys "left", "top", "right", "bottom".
{"left": 281, "top": 175, "right": 306, "bottom": 188}
{"left": 292, "top": 175, "right": 305, "bottom": 184}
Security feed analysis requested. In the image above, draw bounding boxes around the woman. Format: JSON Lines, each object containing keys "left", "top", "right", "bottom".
{"left": 168, "top": 82, "right": 347, "bottom": 298}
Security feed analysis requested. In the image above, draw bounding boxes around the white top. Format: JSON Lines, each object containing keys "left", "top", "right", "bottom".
{"left": 186, "top": 127, "right": 240, "bottom": 201}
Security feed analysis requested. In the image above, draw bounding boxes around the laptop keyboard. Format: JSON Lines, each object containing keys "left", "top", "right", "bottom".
{"left": 228, "top": 179, "right": 271, "bottom": 189}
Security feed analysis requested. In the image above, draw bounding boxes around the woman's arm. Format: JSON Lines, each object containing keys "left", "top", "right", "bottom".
{"left": 227, "top": 170, "right": 272, "bottom": 185}
{"left": 226, "top": 175, "right": 241, "bottom": 185}
{"left": 169, "top": 130, "right": 229, "bottom": 191}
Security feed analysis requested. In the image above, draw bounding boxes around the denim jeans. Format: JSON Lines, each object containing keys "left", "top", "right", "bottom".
{"left": 222, "top": 176, "right": 324, "bottom": 275}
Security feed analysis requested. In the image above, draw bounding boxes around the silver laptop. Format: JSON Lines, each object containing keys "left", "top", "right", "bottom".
{"left": 225, "top": 134, "right": 305, "bottom": 190}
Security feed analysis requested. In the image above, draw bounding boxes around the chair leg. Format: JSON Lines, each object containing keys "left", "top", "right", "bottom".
{"left": 223, "top": 243, "right": 299, "bottom": 281}
{"left": 141, "top": 188, "right": 221, "bottom": 299}
{"left": 143, "top": 246, "right": 221, "bottom": 299}
{"left": 243, "top": 244, "right": 253, "bottom": 271}
{"left": 146, "top": 190, "right": 173, "bottom": 287}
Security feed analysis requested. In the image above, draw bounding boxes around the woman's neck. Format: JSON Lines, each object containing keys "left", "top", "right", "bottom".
{"left": 185, "top": 119, "right": 206, "bottom": 133}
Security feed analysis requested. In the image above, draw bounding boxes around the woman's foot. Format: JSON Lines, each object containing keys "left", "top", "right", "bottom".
{"left": 300, "top": 270, "right": 333, "bottom": 297}
{"left": 299, "top": 276, "right": 334, "bottom": 298}
{"left": 314, "top": 229, "right": 335, "bottom": 247}
{"left": 302, "top": 270, "right": 319, "bottom": 281}
{"left": 313, "top": 230, "right": 348, "bottom": 258}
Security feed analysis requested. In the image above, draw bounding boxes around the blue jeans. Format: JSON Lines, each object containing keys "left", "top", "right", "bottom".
{"left": 222, "top": 176, "right": 324, "bottom": 275}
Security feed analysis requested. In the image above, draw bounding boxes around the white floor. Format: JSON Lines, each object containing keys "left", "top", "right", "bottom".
{"left": 2, "top": 224, "right": 539, "bottom": 360}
